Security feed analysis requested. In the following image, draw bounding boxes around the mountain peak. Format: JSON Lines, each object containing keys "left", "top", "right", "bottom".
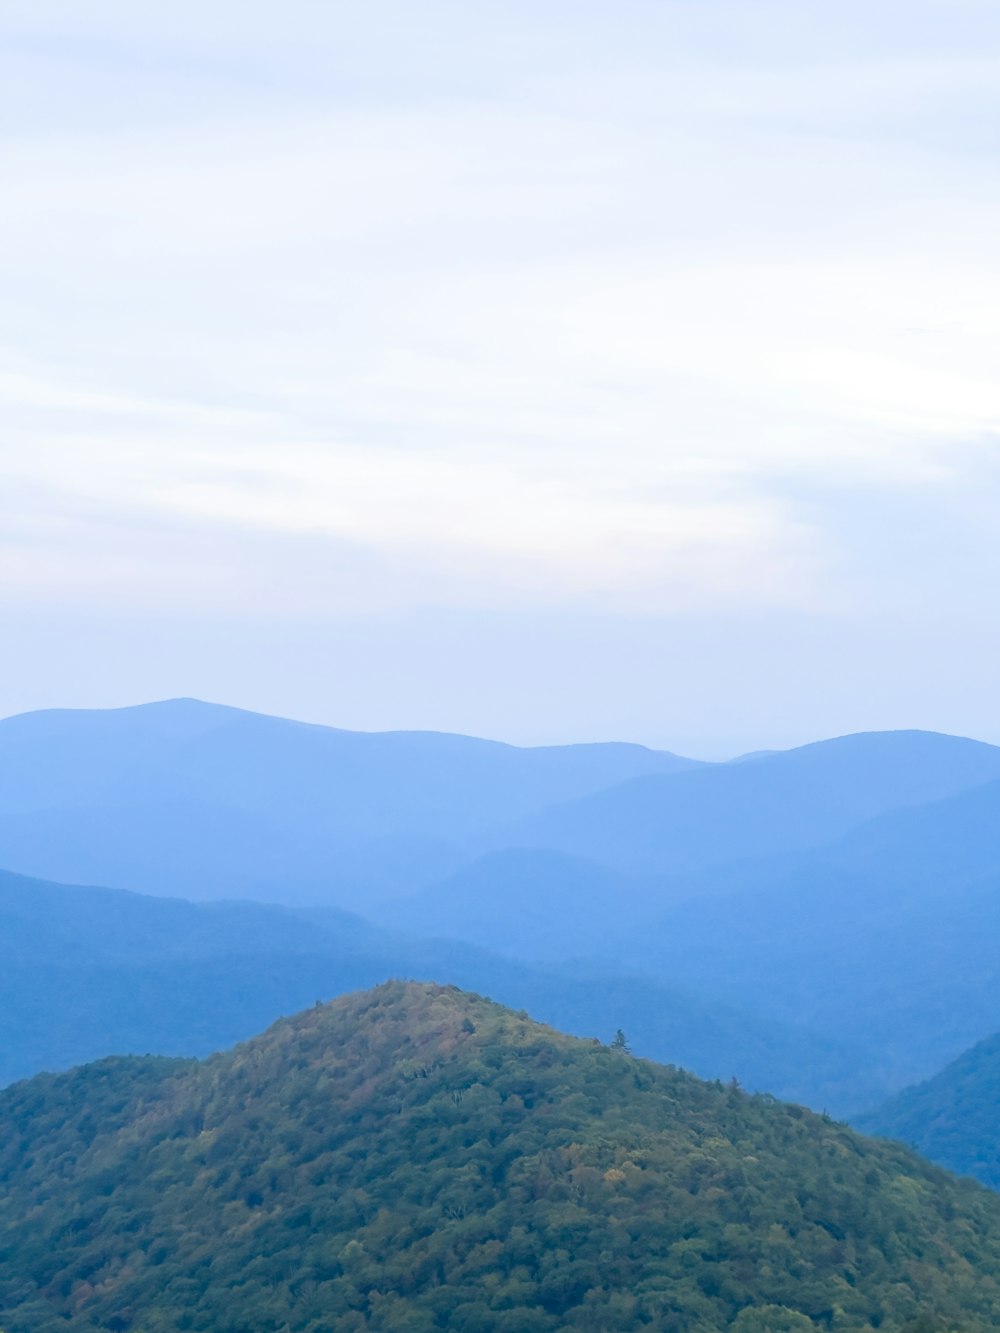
{"left": 5, "top": 985, "right": 1000, "bottom": 1330}
{"left": 228, "top": 979, "right": 581, "bottom": 1094}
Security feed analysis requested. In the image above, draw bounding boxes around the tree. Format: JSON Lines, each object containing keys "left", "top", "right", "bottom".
{"left": 610, "top": 1029, "right": 630, "bottom": 1053}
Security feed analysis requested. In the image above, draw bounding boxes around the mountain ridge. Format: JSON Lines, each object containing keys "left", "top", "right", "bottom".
{"left": 490, "top": 729, "right": 1000, "bottom": 876}
{"left": 0, "top": 866, "right": 876, "bottom": 1110}
{"left": 0, "top": 699, "right": 703, "bottom": 905}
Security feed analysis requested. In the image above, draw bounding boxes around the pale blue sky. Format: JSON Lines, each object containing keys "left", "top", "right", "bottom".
{"left": 3, "top": 1, "right": 1000, "bottom": 755}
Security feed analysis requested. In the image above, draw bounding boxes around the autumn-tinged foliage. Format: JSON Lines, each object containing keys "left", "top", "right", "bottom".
{"left": 2, "top": 982, "right": 1000, "bottom": 1331}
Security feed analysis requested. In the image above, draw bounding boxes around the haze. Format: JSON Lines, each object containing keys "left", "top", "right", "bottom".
{"left": 3, "top": 1, "right": 999, "bottom": 755}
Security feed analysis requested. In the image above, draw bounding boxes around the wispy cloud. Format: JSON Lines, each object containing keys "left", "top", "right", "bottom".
{"left": 2, "top": 1, "right": 999, "bottom": 744}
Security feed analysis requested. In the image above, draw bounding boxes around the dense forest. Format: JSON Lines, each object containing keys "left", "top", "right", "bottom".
{"left": 859, "top": 1030, "right": 1000, "bottom": 1190}
{"left": 2, "top": 982, "right": 1000, "bottom": 1331}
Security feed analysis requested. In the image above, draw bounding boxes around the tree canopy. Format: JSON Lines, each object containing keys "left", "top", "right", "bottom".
{"left": 2, "top": 982, "right": 1000, "bottom": 1331}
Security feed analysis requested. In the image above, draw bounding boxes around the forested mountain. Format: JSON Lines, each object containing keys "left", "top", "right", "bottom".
{"left": 0, "top": 869, "right": 873, "bottom": 1110}
{"left": 3, "top": 982, "right": 1000, "bottom": 1333}
{"left": 857, "top": 1032, "right": 1000, "bottom": 1190}
{"left": 0, "top": 699, "right": 699, "bottom": 904}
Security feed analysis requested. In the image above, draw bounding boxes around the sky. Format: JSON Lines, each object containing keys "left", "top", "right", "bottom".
{"left": 3, "top": 0, "right": 1000, "bottom": 756}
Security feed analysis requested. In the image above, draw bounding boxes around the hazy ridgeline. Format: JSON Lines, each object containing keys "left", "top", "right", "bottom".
{"left": 2, "top": 700, "right": 1000, "bottom": 1165}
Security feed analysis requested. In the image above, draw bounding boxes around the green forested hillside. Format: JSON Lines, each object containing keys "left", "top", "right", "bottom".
{"left": 857, "top": 1031, "right": 1000, "bottom": 1190}
{"left": 2, "top": 982, "right": 1000, "bottom": 1332}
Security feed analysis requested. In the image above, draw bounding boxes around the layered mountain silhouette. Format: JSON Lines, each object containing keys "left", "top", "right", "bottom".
{"left": 0, "top": 699, "right": 700, "bottom": 904}
{"left": 365, "top": 736, "right": 1000, "bottom": 1102}
{"left": 488, "top": 729, "right": 1000, "bottom": 875}
{"left": 5, "top": 702, "right": 1000, "bottom": 911}
{"left": 3, "top": 982, "right": 1000, "bottom": 1332}
{"left": 625, "top": 777, "right": 1000, "bottom": 1090}
{"left": 5, "top": 700, "right": 1000, "bottom": 1120}
{"left": 0, "top": 868, "right": 873, "bottom": 1112}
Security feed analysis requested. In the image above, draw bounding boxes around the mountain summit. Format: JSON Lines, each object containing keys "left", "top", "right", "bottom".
{"left": 2, "top": 982, "right": 1000, "bottom": 1331}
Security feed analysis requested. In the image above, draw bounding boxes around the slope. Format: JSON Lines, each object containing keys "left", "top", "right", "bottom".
{"left": 857, "top": 1031, "right": 1000, "bottom": 1190}
{"left": 2, "top": 982, "right": 1000, "bottom": 1332}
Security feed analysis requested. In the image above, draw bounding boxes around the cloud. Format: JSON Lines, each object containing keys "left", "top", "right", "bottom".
{"left": 2, "top": 1, "right": 1000, "bottom": 740}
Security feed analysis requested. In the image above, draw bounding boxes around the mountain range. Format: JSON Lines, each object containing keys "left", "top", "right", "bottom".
{"left": 0, "top": 698, "right": 698, "bottom": 905}
{"left": 0, "top": 867, "right": 871, "bottom": 1112}
{"left": 4, "top": 698, "right": 1000, "bottom": 1121}
{"left": 4, "top": 701, "right": 1000, "bottom": 917}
